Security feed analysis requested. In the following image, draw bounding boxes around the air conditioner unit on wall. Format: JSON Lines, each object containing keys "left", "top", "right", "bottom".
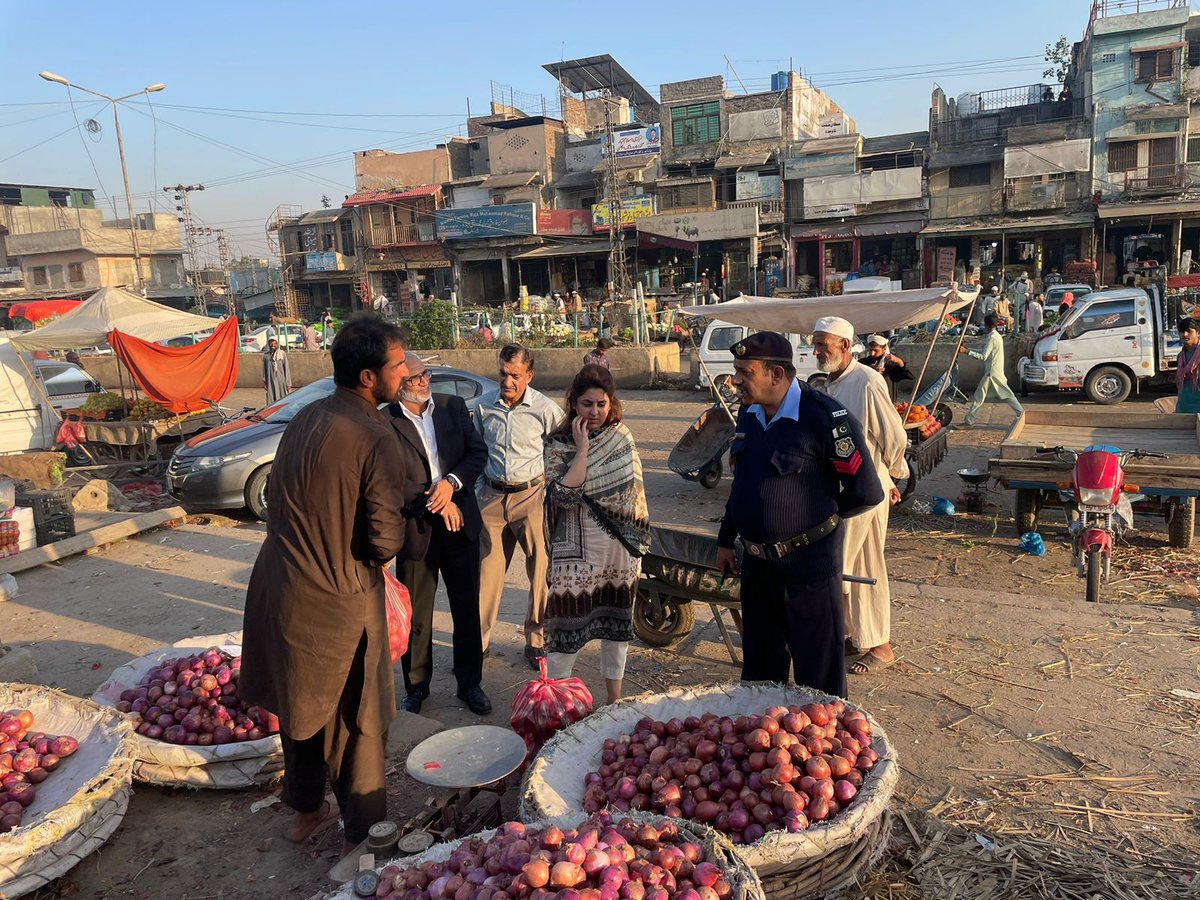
{"left": 626, "top": 170, "right": 644, "bottom": 183}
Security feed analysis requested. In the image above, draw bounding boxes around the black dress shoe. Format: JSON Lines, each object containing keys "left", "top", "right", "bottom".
{"left": 457, "top": 685, "right": 492, "bottom": 715}
{"left": 400, "top": 693, "right": 425, "bottom": 714}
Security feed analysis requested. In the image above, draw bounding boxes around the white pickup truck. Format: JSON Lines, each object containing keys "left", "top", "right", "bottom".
{"left": 1018, "top": 284, "right": 1191, "bottom": 404}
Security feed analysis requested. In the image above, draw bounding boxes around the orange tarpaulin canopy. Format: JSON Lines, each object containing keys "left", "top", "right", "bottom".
{"left": 8, "top": 299, "right": 83, "bottom": 323}
{"left": 107, "top": 316, "right": 240, "bottom": 414}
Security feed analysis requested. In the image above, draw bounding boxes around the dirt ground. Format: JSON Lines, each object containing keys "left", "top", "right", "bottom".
{"left": 4, "top": 386, "right": 1199, "bottom": 898}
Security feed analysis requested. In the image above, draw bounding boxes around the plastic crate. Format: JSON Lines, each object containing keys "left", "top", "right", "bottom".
{"left": 35, "top": 512, "right": 75, "bottom": 546}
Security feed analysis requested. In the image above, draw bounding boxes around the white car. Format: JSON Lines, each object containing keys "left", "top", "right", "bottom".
{"left": 240, "top": 323, "right": 305, "bottom": 352}
{"left": 695, "top": 320, "right": 864, "bottom": 390}
{"left": 34, "top": 360, "right": 103, "bottom": 413}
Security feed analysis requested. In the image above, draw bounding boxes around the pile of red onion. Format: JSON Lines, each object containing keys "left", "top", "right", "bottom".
{"left": 581, "top": 702, "right": 880, "bottom": 843}
{"left": 0, "top": 708, "right": 80, "bottom": 833}
{"left": 115, "top": 647, "right": 280, "bottom": 746}
{"left": 373, "top": 813, "right": 740, "bottom": 900}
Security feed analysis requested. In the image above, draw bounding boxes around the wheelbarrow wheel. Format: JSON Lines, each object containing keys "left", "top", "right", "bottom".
{"left": 633, "top": 589, "right": 696, "bottom": 648}
{"left": 933, "top": 403, "right": 953, "bottom": 426}
{"left": 699, "top": 460, "right": 722, "bottom": 489}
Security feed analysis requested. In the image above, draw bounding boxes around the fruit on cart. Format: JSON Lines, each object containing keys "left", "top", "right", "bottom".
{"left": 127, "top": 398, "right": 173, "bottom": 420}
{"left": 894, "top": 402, "right": 928, "bottom": 424}
{"left": 0, "top": 708, "right": 81, "bottom": 833}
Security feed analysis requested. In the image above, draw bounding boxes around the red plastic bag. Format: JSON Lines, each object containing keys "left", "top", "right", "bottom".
{"left": 383, "top": 566, "right": 411, "bottom": 664}
{"left": 55, "top": 418, "right": 86, "bottom": 449}
{"left": 510, "top": 656, "right": 593, "bottom": 756}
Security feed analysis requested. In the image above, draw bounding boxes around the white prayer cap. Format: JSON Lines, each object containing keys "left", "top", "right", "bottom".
{"left": 866, "top": 334, "right": 889, "bottom": 347}
{"left": 813, "top": 316, "right": 855, "bottom": 341}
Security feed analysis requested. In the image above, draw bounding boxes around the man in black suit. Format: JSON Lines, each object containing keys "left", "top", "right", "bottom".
{"left": 387, "top": 355, "right": 491, "bottom": 715}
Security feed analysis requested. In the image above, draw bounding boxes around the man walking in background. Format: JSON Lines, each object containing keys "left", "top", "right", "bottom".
{"left": 263, "top": 336, "right": 291, "bottom": 403}
{"left": 241, "top": 314, "right": 411, "bottom": 859}
{"left": 475, "top": 345, "right": 565, "bottom": 668}
{"left": 815, "top": 316, "right": 909, "bottom": 677}
{"left": 959, "top": 313, "right": 1024, "bottom": 426}
{"left": 388, "top": 355, "right": 491, "bottom": 716}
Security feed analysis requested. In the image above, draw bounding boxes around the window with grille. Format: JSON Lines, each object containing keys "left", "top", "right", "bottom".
{"left": 1108, "top": 142, "right": 1138, "bottom": 172}
{"left": 68, "top": 263, "right": 84, "bottom": 283}
{"left": 671, "top": 102, "right": 721, "bottom": 146}
{"left": 1188, "top": 136, "right": 1200, "bottom": 164}
{"left": 948, "top": 163, "right": 991, "bottom": 188}
{"left": 1100, "top": 52, "right": 1117, "bottom": 64}
{"left": 659, "top": 182, "right": 713, "bottom": 210}
{"left": 1134, "top": 49, "right": 1175, "bottom": 83}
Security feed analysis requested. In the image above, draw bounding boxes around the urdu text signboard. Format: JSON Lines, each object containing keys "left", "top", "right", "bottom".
{"left": 602, "top": 125, "right": 662, "bottom": 158}
{"left": 592, "top": 195, "right": 655, "bottom": 232}
{"left": 304, "top": 252, "right": 343, "bottom": 272}
{"left": 537, "top": 208, "right": 594, "bottom": 236}
{"left": 636, "top": 207, "right": 759, "bottom": 243}
{"left": 435, "top": 203, "right": 536, "bottom": 240}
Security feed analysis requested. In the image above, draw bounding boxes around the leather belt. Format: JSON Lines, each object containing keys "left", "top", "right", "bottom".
{"left": 486, "top": 474, "right": 544, "bottom": 493}
{"left": 742, "top": 515, "right": 840, "bottom": 560}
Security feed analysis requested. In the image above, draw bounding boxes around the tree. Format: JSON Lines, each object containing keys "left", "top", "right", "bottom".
{"left": 320, "top": 194, "right": 331, "bottom": 209}
{"left": 406, "top": 299, "right": 458, "bottom": 349}
{"left": 1043, "top": 36, "right": 1071, "bottom": 84}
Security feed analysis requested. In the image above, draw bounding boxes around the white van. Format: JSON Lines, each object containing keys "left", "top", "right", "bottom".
{"left": 695, "top": 320, "right": 862, "bottom": 390}
{"left": 0, "top": 337, "right": 102, "bottom": 453}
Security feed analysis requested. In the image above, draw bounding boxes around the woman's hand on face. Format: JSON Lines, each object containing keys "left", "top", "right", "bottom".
{"left": 572, "top": 415, "right": 590, "bottom": 451}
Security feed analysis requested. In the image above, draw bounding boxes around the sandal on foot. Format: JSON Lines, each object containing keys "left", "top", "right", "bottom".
{"left": 848, "top": 651, "right": 896, "bottom": 675}
{"left": 285, "top": 798, "right": 339, "bottom": 843}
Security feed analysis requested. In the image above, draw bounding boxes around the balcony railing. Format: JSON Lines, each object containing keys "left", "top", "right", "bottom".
{"left": 365, "top": 221, "right": 437, "bottom": 247}
{"left": 724, "top": 198, "right": 784, "bottom": 224}
{"left": 1118, "top": 163, "right": 1187, "bottom": 196}
{"left": 932, "top": 98, "right": 1085, "bottom": 148}
{"left": 1091, "top": 0, "right": 1184, "bottom": 22}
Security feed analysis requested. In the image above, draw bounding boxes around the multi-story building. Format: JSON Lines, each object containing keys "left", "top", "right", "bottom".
{"left": 921, "top": 80, "right": 1093, "bottom": 289}
{"left": 0, "top": 183, "right": 186, "bottom": 304}
{"left": 269, "top": 205, "right": 357, "bottom": 317}
{"left": 785, "top": 129, "right": 928, "bottom": 292}
{"left": 1082, "top": 0, "right": 1200, "bottom": 283}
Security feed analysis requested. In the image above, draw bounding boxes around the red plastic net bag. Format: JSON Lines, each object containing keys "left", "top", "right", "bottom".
{"left": 383, "top": 566, "right": 411, "bottom": 664}
{"left": 510, "top": 656, "right": 593, "bottom": 756}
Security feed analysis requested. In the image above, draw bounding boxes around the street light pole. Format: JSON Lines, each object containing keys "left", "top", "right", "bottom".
{"left": 38, "top": 72, "right": 165, "bottom": 295}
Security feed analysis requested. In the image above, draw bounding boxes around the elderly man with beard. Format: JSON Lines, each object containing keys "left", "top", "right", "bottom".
{"left": 386, "top": 355, "right": 491, "bottom": 716}
{"left": 716, "top": 331, "right": 883, "bottom": 698}
{"left": 813, "top": 316, "right": 909, "bottom": 676}
{"left": 240, "top": 313, "right": 411, "bottom": 858}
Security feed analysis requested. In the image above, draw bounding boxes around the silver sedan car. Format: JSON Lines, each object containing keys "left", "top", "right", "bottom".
{"left": 167, "top": 367, "right": 498, "bottom": 521}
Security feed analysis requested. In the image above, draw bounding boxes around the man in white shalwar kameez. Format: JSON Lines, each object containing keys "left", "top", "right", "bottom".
{"left": 814, "top": 316, "right": 909, "bottom": 675}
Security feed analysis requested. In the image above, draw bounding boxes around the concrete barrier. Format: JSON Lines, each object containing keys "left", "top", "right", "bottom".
{"left": 82, "top": 343, "right": 682, "bottom": 393}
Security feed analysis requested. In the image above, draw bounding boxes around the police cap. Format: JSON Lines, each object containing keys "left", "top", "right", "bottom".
{"left": 730, "top": 330, "right": 792, "bottom": 364}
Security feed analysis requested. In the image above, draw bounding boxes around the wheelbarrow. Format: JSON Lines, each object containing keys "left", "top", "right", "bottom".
{"left": 668, "top": 403, "right": 736, "bottom": 489}
{"left": 634, "top": 525, "right": 874, "bottom": 665}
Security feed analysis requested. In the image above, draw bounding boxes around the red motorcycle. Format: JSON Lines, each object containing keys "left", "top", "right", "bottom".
{"left": 1035, "top": 445, "right": 1168, "bottom": 603}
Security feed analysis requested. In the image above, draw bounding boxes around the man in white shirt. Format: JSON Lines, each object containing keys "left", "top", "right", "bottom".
{"left": 814, "top": 316, "right": 909, "bottom": 676}
{"left": 473, "top": 344, "right": 566, "bottom": 668}
{"left": 387, "top": 355, "right": 491, "bottom": 715}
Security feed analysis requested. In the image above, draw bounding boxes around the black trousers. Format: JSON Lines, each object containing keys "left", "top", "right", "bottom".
{"left": 739, "top": 543, "right": 848, "bottom": 699}
{"left": 280, "top": 631, "right": 387, "bottom": 844}
{"left": 399, "top": 524, "right": 484, "bottom": 696}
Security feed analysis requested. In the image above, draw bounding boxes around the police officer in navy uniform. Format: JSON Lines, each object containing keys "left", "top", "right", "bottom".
{"left": 716, "top": 331, "right": 884, "bottom": 698}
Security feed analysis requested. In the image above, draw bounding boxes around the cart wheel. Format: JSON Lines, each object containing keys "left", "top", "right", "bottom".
{"left": 633, "top": 589, "right": 696, "bottom": 648}
{"left": 82, "top": 443, "right": 122, "bottom": 481}
{"left": 699, "top": 460, "right": 722, "bottom": 489}
{"left": 896, "top": 471, "right": 917, "bottom": 503}
{"left": 1167, "top": 496, "right": 1196, "bottom": 549}
{"left": 933, "top": 403, "right": 953, "bottom": 427}
{"left": 1014, "top": 488, "right": 1040, "bottom": 536}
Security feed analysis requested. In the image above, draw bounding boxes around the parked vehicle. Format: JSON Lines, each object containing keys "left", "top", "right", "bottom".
{"left": 167, "top": 366, "right": 499, "bottom": 521}
{"left": 1018, "top": 284, "right": 1190, "bottom": 404}
{"left": 694, "top": 320, "right": 862, "bottom": 390}
{"left": 0, "top": 337, "right": 107, "bottom": 453}
{"left": 33, "top": 359, "right": 104, "bottom": 413}
{"left": 239, "top": 323, "right": 306, "bottom": 352}
{"left": 1044, "top": 283, "right": 1092, "bottom": 311}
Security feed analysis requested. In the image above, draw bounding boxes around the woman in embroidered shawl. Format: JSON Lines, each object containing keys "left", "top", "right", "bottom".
{"left": 544, "top": 365, "right": 651, "bottom": 704}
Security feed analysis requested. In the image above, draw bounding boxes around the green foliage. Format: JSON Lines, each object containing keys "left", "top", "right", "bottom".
{"left": 81, "top": 391, "right": 127, "bottom": 414}
{"left": 406, "top": 300, "right": 459, "bottom": 350}
{"left": 1043, "top": 36, "right": 1071, "bottom": 83}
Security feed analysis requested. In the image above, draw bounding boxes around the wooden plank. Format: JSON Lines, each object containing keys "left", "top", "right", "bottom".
{"left": 988, "top": 458, "right": 1200, "bottom": 491}
{"left": 1018, "top": 408, "right": 1195, "bottom": 431}
{"left": 0, "top": 505, "right": 188, "bottom": 574}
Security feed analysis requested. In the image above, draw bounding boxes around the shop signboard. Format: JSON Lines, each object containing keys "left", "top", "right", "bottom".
{"left": 435, "top": 202, "right": 536, "bottom": 240}
{"left": 592, "top": 195, "right": 655, "bottom": 232}
{"left": 537, "top": 208, "right": 593, "bottom": 236}
{"left": 304, "top": 252, "right": 343, "bottom": 272}
{"left": 935, "top": 247, "right": 957, "bottom": 282}
{"left": 602, "top": 125, "right": 661, "bottom": 158}
{"left": 736, "top": 172, "right": 781, "bottom": 201}
{"left": 637, "top": 207, "right": 759, "bottom": 243}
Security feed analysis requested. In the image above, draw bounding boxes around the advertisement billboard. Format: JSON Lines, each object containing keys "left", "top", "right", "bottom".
{"left": 435, "top": 203, "right": 536, "bottom": 240}
{"left": 537, "top": 208, "right": 593, "bottom": 236}
{"left": 602, "top": 125, "right": 662, "bottom": 158}
{"left": 592, "top": 195, "right": 655, "bottom": 232}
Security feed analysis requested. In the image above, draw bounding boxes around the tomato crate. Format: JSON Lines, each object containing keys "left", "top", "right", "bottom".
{"left": 34, "top": 512, "right": 75, "bottom": 545}
{"left": 16, "top": 487, "right": 75, "bottom": 545}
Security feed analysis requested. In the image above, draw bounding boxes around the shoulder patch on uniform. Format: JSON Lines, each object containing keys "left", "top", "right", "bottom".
{"left": 835, "top": 436, "right": 854, "bottom": 457}
{"left": 832, "top": 409, "right": 848, "bottom": 417}
{"left": 833, "top": 422, "right": 852, "bottom": 438}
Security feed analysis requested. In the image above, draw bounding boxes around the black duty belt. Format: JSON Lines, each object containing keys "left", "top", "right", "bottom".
{"left": 486, "top": 474, "right": 544, "bottom": 493}
{"left": 742, "top": 514, "right": 840, "bottom": 560}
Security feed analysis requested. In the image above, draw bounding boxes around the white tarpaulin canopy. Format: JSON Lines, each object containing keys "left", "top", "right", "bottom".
{"left": 9, "top": 287, "right": 220, "bottom": 351}
{"left": 680, "top": 285, "right": 978, "bottom": 334}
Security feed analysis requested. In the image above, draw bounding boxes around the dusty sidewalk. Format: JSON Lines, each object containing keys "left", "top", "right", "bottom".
{"left": 2, "top": 388, "right": 1198, "bottom": 897}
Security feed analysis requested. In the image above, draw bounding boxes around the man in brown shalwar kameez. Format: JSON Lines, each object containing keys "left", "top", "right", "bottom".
{"left": 240, "top": 313, "right": 415, "bottom": 855}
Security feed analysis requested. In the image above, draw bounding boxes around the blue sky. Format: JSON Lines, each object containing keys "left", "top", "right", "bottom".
{"left": 2, "top": 0, "right": 1088, "bottom": 258}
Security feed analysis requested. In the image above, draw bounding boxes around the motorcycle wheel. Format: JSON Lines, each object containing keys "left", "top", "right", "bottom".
{"left": 1085, "top": 545, "right": 1102, "bottom": 604}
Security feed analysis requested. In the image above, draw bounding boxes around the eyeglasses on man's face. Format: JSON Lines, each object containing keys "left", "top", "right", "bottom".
{"left": 403, "top": 372, "right": 431, "bottom": 385}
